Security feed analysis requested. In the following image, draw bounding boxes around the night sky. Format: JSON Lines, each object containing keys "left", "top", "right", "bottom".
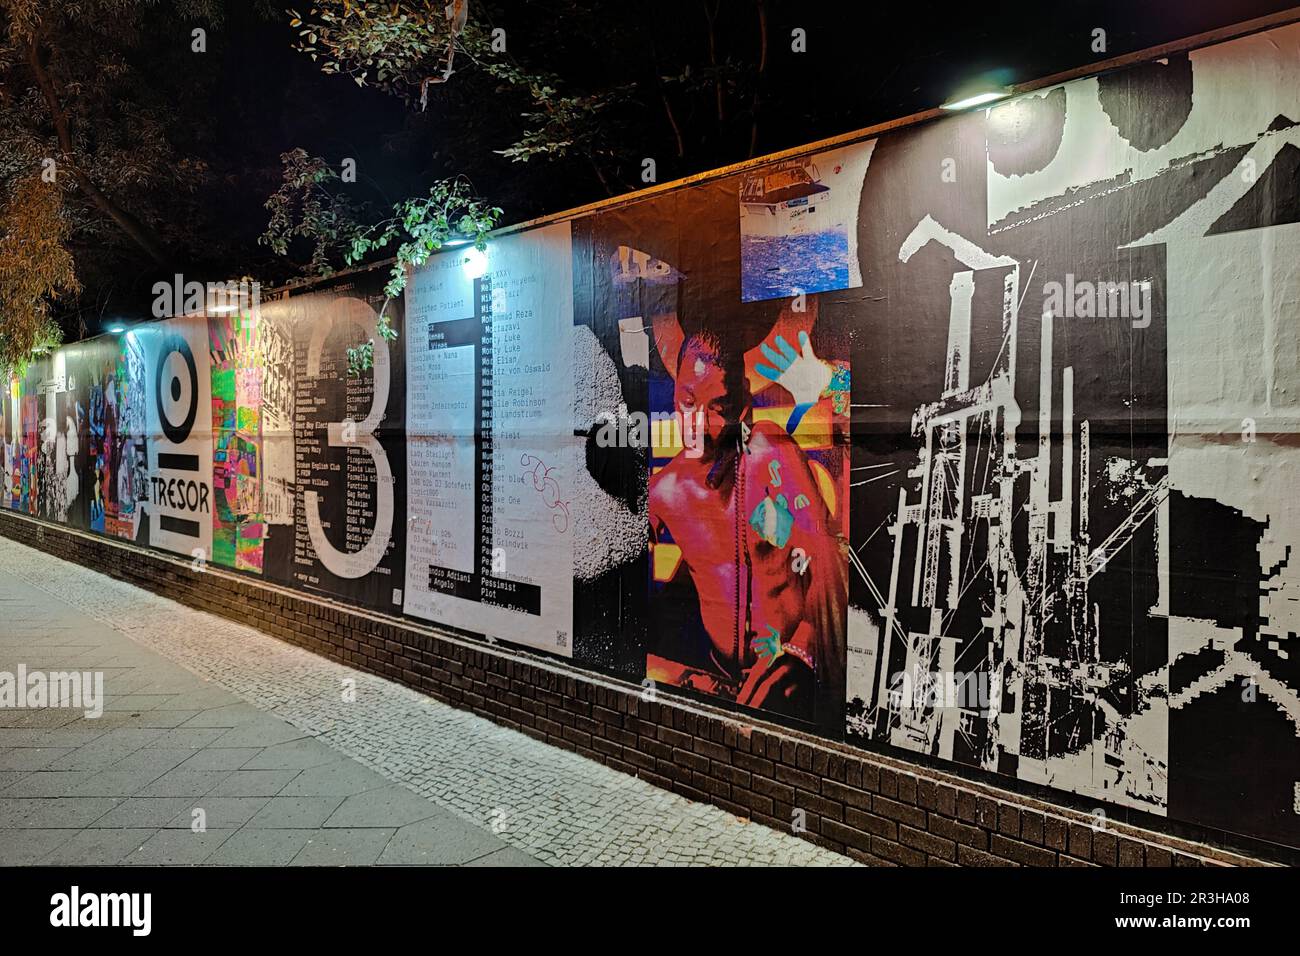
{"left": 40, "top": 0, "right": 1300, "bottom": 335}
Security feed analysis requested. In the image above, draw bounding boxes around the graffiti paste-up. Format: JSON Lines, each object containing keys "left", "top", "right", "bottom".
{"left": 841, "top": 23, "right": 1300, "bottom": 847}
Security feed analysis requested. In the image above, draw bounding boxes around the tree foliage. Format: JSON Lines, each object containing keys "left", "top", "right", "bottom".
{"left": 261, "top": 148, "right": 500, "bottom": 374}
{"left": 261, "top": 147, "right": 370, "bottom": 277}
{"left": 0, "top": 173, "right": 76, "bottom": 370}
{"left": 289, "top": 0, "right": 468, "bottom": 105}
{"left": 286, "top": 0, "right": 640, "bottom": 181}
{"left": 0, "top": 0, "right": 273, "bottom": 353}
{"left": 283, "top": 1, "right": 777, "bottom": 197}
{"left": 346, "top": 176, "right": 501, "bottom": 296}
{"left": 0, "top": 0, "right": 231, "bottom": 264}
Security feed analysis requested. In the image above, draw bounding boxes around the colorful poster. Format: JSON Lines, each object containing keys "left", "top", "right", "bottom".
{"left": 0, "top": 375, "right": 13, "bottom": 508}
{"left": 575, "top": 183, "right": 853, "bottom": 724}
{"left": 646, "top": 299, "right": 852, "bottom": 724}
{"left": 210, "top": 310, "right": 268, "bottom": 572}
{"left": 32, "top": 349, "right": 85, "bottom": 525}
{"left": 84, "top": 334, "right": 149, "bottom": 540}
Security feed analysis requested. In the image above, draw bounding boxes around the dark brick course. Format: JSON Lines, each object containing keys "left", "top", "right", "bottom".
{"left": 0, "top": 509, "right": 1272, "bottom": 868}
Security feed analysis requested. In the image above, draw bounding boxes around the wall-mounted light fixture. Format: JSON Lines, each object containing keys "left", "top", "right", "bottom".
{"left": 461, "top": 246, "right": 489, "bottom": 280}
{"left": 940, "top": 68, "right": 1014, "bottom": 112}
{"left": 941, "top": 89, "right": 1011, "bottom": 111}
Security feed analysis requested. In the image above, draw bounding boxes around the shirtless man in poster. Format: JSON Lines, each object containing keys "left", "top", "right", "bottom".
{"left": 649, "top": 329, "right": 847, "bottom": 721}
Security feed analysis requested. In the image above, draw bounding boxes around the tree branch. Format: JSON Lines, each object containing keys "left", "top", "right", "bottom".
{"left": 649, "top": 32, "right": 685, "bottom": 160}
{"left": 26, "top": 33, "right": 170, "bottom": 268}
{"left": 749, "top": 0, "right": 768, "bottom": 158}
{"left": 703, "top": 0, "right": 725, "bottom": 124}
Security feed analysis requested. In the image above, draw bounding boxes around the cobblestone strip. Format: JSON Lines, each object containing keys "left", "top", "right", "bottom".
{"left": 0, "top": 538, "right": 854, "bottom": 867}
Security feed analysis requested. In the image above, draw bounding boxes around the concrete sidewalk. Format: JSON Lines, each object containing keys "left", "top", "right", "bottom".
{"left": 0, "top": 567, "right": 539, "bottom": 866}
{"left": 0, "top": 536, "right": 853, "bottom": 866}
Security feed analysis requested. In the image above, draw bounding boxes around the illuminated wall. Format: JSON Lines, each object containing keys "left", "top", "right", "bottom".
{"left": 6, "top": 22, "right": 1300, "bottom": 854}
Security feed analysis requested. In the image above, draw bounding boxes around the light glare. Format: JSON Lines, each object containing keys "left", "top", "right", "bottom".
{"left": 462, "top": 246, "right": 489, "bottom": 279}
{"left": 941, "top": 90, "right": 1011, "bottom": 111}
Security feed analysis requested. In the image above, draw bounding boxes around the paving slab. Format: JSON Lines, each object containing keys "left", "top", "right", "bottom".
{"left": 0, "top": 770, "right": 31, "bottom": 792}
{"left": 246, "top": 796, "right": 345, "bottom": 829}
{"left": 291, "top": 828, "right": 396, "bottom": 866}
{"left": 69, "top": 770, "right": 170, "bottom": 798}
{"left": 205, "top": 828, "right": 314, "bottom": 866}
{"left": 112, "top": 748, "right": 197, "bottom": 775}
{"left": 464, "top": 846, "right": 551, "bottom": 868}
{"left": 134, "top": 768, "right": 232, "bottom": 798}
{"left": 0, "top": 828, "right": 72, "bottom": 864}
{"left": 377, "top": 815, "right": 506, "bottom": 866}
{"left": 181, "top": 704, "right": 266, "bottom": 729}
{"left": 277, "top": 760, "right": 389, "bottom": 798}
{"left": 44, "top": 746, "right": 147, "bottom": 772}
{"left": 0, "top": 796, "right": 121, "bottom": 828}
{"left": 89, "top": 797, "right": 201, "bottom": 829}
{"left": 0, "top": 535, "right": 853, "bottom": 867}
{"left": 123, "top": 828, "right": 236, "bottom": 865}
{"left": 209, "top": 719, "right": 313, "bottom": 749}
{"left": 207, "top": 769, "right": 300, "bottom": 798}
{"left": 162, "top": 797, "right": 271, "bottom": 830}
{"left": 324, "top": 785, "right": 444, "bottom": 829}
{"left": 42, "top": 828, "right": 158, "bottom": 866}
{"left": 241, "top": 737, "right": 342, "bottom": 771}
{"left": 5, "top": 771, "right": 98, "bottom": 798}
{"left": 0, "top": 748, "right": 75, "bottom": 771}
{"left": 178, "top": 747, "right": 264, "bottom": 771}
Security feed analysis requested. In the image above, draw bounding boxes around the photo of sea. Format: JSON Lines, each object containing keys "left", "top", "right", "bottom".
{"left": 737, "top": 140, "right": 875, "bottom": 303}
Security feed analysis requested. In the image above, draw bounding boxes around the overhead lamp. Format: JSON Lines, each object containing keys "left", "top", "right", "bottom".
{"left": 941, "top": 88, "right": 1011, "bottom": 111}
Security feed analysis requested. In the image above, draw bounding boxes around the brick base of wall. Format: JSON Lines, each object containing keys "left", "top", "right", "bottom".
{"left": 0, "top": 510, "right": 1275, "bottom": 867}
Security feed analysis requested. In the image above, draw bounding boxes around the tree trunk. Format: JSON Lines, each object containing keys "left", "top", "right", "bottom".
{"left": 649, "top": 33, "right": 686, "bottom": 159}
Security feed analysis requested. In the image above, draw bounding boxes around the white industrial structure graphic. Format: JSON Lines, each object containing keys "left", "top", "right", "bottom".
{"left": 851, "top": 216, "right": 1168, "bottom": 812}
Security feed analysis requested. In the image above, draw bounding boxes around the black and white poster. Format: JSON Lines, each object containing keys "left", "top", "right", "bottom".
{"left": 403, "top": 225, "right": 576, "bottom": 654}
{"left": 841, "top": 24, "right": 1300, "bottom": 848}
{"left": 281, "top": 274, "right": 407, "bottom": 612}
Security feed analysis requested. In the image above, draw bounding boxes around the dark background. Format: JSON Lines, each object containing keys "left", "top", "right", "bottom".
{"left": 18, "top": 0, "right": 1297, "bottom": 337}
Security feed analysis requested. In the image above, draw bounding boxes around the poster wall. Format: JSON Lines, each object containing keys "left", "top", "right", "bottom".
{"left": 5, "top": 21, "right": 1300, "bottom": 854}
